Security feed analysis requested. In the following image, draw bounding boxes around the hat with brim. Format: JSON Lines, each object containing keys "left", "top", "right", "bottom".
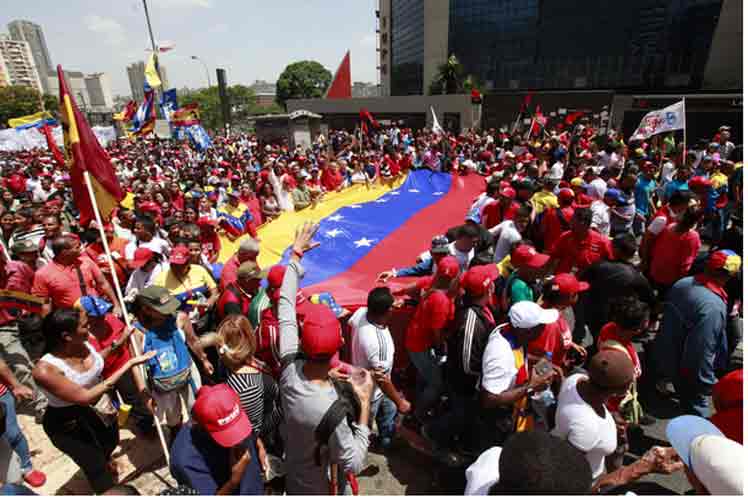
{"left": 237, "top": 261, "right": 268, "bottom": 280}
{"left": 508, "top": 301, "right": 559, "bottom": 329}
{"left": 77, "top": 296, "right": 113, "bottom": 318}
{"left": 138, "top": 286, "right": 180, "bottom": 315}
{"left": 666, "top": 415, "right": 725, "bottom": 468}
{"left": 131, "top": 247, "right": 155, "bottom": 269}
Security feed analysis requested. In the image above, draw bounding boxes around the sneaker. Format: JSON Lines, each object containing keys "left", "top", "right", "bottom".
{"left": 23, "top": 469, "right": 46, "bottom": 488}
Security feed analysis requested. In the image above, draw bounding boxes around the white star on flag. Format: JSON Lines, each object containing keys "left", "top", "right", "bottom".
{"left": 349, "top": 204, "right": 362, "bottom": 209}
{"left": 353, "top": 237, "right": 375, "bottom": 248}
{"left": 375, "top": 199, "right": 388, "bottom": 204}
{"left": 408, "top": 189, "right": 420, "bottom": 193}
{"left": 388, "top": 192, "right": 400, "bottom": 196}
{"left": 325, "top": 228, "right": 344, "bottom": 238}
{"left": 328, "top": 214, "right": 344, "bottom": 222}
{"left": 433, "top": 191, "right": 444, "bottom": 195}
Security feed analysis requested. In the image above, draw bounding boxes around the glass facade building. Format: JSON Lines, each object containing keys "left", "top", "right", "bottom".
{"left": 447, "top": 0, "right": 723, "bottom": 91}
{"left": 390, "top": 0, "right": 424, "bottom": 95}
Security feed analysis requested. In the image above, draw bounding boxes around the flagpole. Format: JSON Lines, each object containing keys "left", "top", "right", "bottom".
{"left": 526, "top": 117, "right": 535, "bottom": 141}
{"left": 681, "top": 97, "right": 687, "bottom": 165}
{"left": 142, "top": 0, "right": 164, "bottom": 112}
{"left": 83, "top": 171, "right": 171, "bottom": 467}
{"left": 511, "top": 112, "right": 521, "bottom": 134}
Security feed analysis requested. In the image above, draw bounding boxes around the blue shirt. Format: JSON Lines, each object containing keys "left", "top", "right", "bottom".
{"left": 170, "top": 425, "right": 264, "bottom": 495}
{"left": 655, "top": 276, "right": 727, "bottom": 386}
{"left": 634, "top": 175, "right": 657, "bottom": 216}
{"left": 664, "top": 177, "right": 690, "bottom": 201}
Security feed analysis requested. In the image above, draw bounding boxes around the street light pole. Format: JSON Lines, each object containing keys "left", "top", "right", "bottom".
{"left": 191, "top": 56, "right": 212, "bottom": 89}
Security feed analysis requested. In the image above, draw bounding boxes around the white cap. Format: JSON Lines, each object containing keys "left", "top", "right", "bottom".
{"left": 690, "top": 435, "right": 744, "bottom": 495}
{"left": 508, "top": 301, "right": 559, "bottom": 329}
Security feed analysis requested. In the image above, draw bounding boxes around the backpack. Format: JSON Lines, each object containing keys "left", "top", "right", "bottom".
{"left": 137, "top": 321, "right": 196, "bottom": 394}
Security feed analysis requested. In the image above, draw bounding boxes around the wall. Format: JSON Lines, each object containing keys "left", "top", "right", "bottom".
{"left": 702, "top": 0, "right": 742, "bottom": 90}
{"left": 422, "top": 0, "right": 449, "bottom": 94}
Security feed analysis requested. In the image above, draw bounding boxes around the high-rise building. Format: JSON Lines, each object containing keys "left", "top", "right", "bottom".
{"left": 0, "top": 55, "right": 9, "bottom": 87}
{"left": 127, "top": 60, "right": 169, "bottom": 101}
{"left": 8, "top": 20, "right": 53, "bottom": 93}
{"left": 379, "top": 0, "right": 740, "bottom": 95}
{"left": 0, "top": 34, "right": 42, "bottom": 92}
{"left": 45, "top": 69, "right": 89, "bottom": 107}
{"left": 85, "top": 72, "right": 114, "bottom": 110}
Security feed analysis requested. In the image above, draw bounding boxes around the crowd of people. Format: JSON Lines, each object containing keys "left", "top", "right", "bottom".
{"left": 0, "top": 114, "right": 742, "bottom": 495}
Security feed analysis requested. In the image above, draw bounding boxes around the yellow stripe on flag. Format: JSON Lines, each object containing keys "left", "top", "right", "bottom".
{"left": 60, "top": 94, "right": 79, "bottom": 167}
{"left": 145, "top": 52, "right": 162, "bottom": 88}
{"left": 8, "top": 111, "right": 53, "bottom": 128}
{"left": 218, "top": 177, "right": 405, "bottom": 267}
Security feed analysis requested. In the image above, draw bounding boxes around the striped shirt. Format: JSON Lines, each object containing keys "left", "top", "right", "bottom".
{"left": 349, "top": 307, "right": 394, "bottom": 402}
{"left": 225, "top": 369, "right": 282, "bottom": 439}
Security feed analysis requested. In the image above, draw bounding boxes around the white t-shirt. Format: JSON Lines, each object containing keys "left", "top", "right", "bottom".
{"left": 348, "top": 307, "right": 394, "bottom": 402}
{"left": 551, "top": 373, "right": 617, "bottom": 479}
{"left": 491, "top": 220, "right": 522, "bottom": 263}
{"left": 549, "top": 161, "right": 564, "bottom": 180}
{"left": 660, "top": 161, "right": 676, "bottom": 185}
{"left": 481, "top": 325, "right": 517, "bottom": 395}
{"left": 125, "top": 236, "right": 172, "bottom": 261}
{"left": 465, "top": 446, "right": 502, "bottom": 495}
{"left": 590, "top": 200, "right": 611, "bottom": 237}
{"left": 448, "top": 242, "right": 474, "bottom": 273}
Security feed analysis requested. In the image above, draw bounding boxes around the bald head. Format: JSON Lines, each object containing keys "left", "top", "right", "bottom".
{"left": 588, "top": 349, "right": 635, "bottom": 392}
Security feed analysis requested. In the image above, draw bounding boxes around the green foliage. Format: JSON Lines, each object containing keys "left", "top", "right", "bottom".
{"left": 275, "top": 60, "right": 332, "bottom": 108}
{"left": 42, "top": 94, "right": 58, "bottom": 114}
{"left": 178, "top": 84, "right": 278, "bottom": 132}
{"left": 428, "top": 54, "right": 483, "bottom": 96}
{"left": 0, "top": 85, "right": 54, "bottom": 127}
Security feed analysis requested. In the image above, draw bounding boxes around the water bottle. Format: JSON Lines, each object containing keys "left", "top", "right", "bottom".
{"left": 531, "top": 352, "right": 556, "bottom": 431}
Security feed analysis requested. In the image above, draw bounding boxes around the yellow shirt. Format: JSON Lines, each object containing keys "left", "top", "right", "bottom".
{"left": 153, "top": 264, "right": 216, "bottom": 306}
{"left": 496, "top": 255, "right": 514, "bottom": 279}
{"left": 710, "top": 172, "right": 728, "bottom": 190}
{"left": 530, "top": 191, "right": 559, "bottom": 214}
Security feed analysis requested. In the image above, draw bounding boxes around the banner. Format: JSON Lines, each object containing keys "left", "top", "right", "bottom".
{"left": 630, "top": 100, "right": 685, "bottom": 141}
{"left": 0, "top": 125, "right": 115, "bottom": 152}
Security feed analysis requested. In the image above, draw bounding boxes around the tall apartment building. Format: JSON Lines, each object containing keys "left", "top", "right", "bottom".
{"left": 8, "top": 20, "right": 53, "bottom": 93}
{"left": 0, "top": 55, "right": 9, "bottom": 87}
{"left": 45, "top": 69, "right": 89, "bottom": 106}
{"left": 85, "top": 72, "right": 114, "bottom": 110}
{"left": 127, "top": 60, "right": 169, "bottom": 101}
{"left": 0, "top": 34, "right": 42, "bottom": 92}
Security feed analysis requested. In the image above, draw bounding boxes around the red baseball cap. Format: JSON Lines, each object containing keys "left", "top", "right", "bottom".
{"left": 300, "top": 304, "right": 343, "bottom": 359}
{"left": 499, "top": 187, "right": 517, "bottom": 200}
{"left": 574, "top": 193, "right": 593, "bottom": 208}
{"left": 461, "top": 264, "right": 500, "bottom": 297}
{"left": 558, "top": 188, "right": 575, "bottom": 204}
{"left": 170, "top": 245, "right": 190, "bottom": 265}
{"left": 436, "top": 255, "right": 460, "bottom": 279}
{"left": 266, "top": 265, "right": 286, "bottom": 301}
{"left": 192, "top": 384, "right": 252, "bottom": 447}
{"left": 131, "top": 247, "right": 155, "bottom": 269}
{"left": 511, "top": 245, "right": 550, "bottom": 269}
{"left": 549, "top": 273, "right": 590, "bottom": 295}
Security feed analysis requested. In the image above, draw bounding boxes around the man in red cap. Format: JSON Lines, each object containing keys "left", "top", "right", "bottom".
{"left": 170, "top": 384, "right": 264, "bottom": 494}
{"left": 276, "top": 222, "right": 374, "bottom": 494}
{"left": 405, "top": 255, "right": 460, "bottom": 423}
{"left": 539, "top": 187, "right": 576, "bottom": 252}
{"left": 423, "top": 264, "right": 500, "bottom": 458}
{"left": 502, "top": 244, "right": 550, "bottom": 310}
{"left": 124, "top": 215, "right": 171, "bottom": 262}
{"left": 481, "top": 187, "right": 519, "bottom": 230}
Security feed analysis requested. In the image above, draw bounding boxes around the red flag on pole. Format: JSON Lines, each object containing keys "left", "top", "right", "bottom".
{"left": 520, "top": 91, "right": 533, "bottom": 112}
{"left": 57, "top": 65, "right": 124, "bottom": 226}
{"left": 325, "top": 51, "right": 352, "bottom": 99}
{"left": 564, "top": 111, "right": 585, "bottom": 125}
{"left": 38, "top": 123, "right": 65, "bottom": 168}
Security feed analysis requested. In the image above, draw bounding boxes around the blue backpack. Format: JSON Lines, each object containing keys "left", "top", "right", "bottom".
{"left": 136, "top": 319, "right": 196, "bottom": 394}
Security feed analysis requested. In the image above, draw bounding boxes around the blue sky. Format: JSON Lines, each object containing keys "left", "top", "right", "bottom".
{"left": 2, "top": 0, "right": 378, "bottom": 97}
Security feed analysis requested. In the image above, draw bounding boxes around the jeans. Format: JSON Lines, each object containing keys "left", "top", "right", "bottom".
{"left": 0, "top": 324, "right": 46, "bottom": 417}
{"left": 408, "top": 350, "right": 444, "bottom": 418}
{"left": 369, "top": 395, "right": 397, "bottom": 442}
{"left": 674, "top": 378, "right": 712, "bottom": 418}
{"left": 426, "top": 387, "right": 479, "bottom": 451}
{"left": 0, "top": 391, "right": 32, "bottom": 473}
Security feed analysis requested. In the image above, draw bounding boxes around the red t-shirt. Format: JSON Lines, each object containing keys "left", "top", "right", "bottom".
{"left": 541, "top": 206, "right": 575, "bottom": 252}
{"left": 405, "top": 290, "right": 454, "bottom": 353}
{"left": 321, "top": 168, "right": 343, "bottom": 191}
{"left": 550, "top": 229, "right": 614, "bottom": 274}
{"left": 216, "top": 285, "right": 252, "bottom": 322}
{"left": 527, "top": 311, "right": 572, "bottom": 366}
{"left": 88, "top": 315, "right": 131, "bottom": 379}
{"left": 32, "top": 257, "right": 104, "bottom": 308}
{"left": 649, "top": 225, "right": 700, "bottom": 286}
{"left": 481, "top": 200, "right": 519, "bottom": 229}
{"left": 257, "top": 307, "right": 281, "bottom": 376}
{"left": 0, "top": 260, "right": 34, "bottom": 326}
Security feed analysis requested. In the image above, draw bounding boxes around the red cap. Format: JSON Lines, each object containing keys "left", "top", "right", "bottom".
{"left": 499, "top": 187, "right": 517, "bottom": 200}
{"left": 712, "top": 368, "right": 742, "bottom": 411}
{"left": 574, "top": 193, "right": 593, "bottom": 208}
{"left": 511, "top": 244, "right": 550, "bottom": 269}
{"left": 549, "top": 273, "right": 590, "bottom": 295}
{"left": 461, "top": 264, "right": 500, "bottom": 296}
{"left": 436, "top": 255, "right": 460, "bottom": 279}
{"left": 300, "top": 304, "right": 343, "bottom": 359}
{"left": 558, "top": 188, "right": 575, "bottom": 204}
{"left": 139, "top": 201, "right": 160, "bottom": 213}
{"left": 170, "top": 245, "right": 190, "bottom": 265}
{"left": 688, "top": 176, "right": 712, "bottom": 190}
{"left": 192, "top": 384, "right": 252, "bottom": 447}
{"left": 131, "top": 247, "right": 155, "bottom": 269}
{"left": 266, "top": 265, "right": 286, "bottom": 301}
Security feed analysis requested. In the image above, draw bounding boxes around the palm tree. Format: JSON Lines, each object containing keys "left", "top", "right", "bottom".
{"left": 432, "top": 54, "right": 464, "bottom": 95}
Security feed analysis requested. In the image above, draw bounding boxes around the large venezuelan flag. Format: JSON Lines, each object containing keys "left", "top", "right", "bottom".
{"left": 223, "top": 170, "right": 485, "bottom": 308}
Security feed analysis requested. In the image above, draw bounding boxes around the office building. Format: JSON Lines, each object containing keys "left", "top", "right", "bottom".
{"left": 0, "top": 34, "right": 42, "bottom": 92}
{"left": 378, "top": 0, "right": 740, "bottom": 95}
{"left": 45, "top": 69, "right": 89, "bottom": 107}
{"left": 127, "top": 60, "right": 169, "bottom": 101}
{"left": 352, "top": 81, "right": 379, "bottom": 98}
{"left": 8, "top": 20, "right": 53, "bottom": 93}
{"left": 0, "top": 55, "right": 9, "bottom": 87}
{"left": 85, "top": 72, "right": 114, "bottom": 110}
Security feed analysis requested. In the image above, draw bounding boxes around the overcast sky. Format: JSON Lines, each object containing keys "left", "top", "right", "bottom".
{"left": 2, "top": 0, "right": 378, "bottom": 97}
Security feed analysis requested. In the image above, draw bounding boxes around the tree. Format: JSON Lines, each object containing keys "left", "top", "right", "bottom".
{"left": 0, "top": 85, "right": 55, "bottom": 128}
{"left": 429, "top": 54, "right": 464, "bottom": 95}
{"left": 275, "top": 61, "right": 332, "bottom": 108}
{"left": 178, "top": 84, "right": 280, "bottom": 132}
